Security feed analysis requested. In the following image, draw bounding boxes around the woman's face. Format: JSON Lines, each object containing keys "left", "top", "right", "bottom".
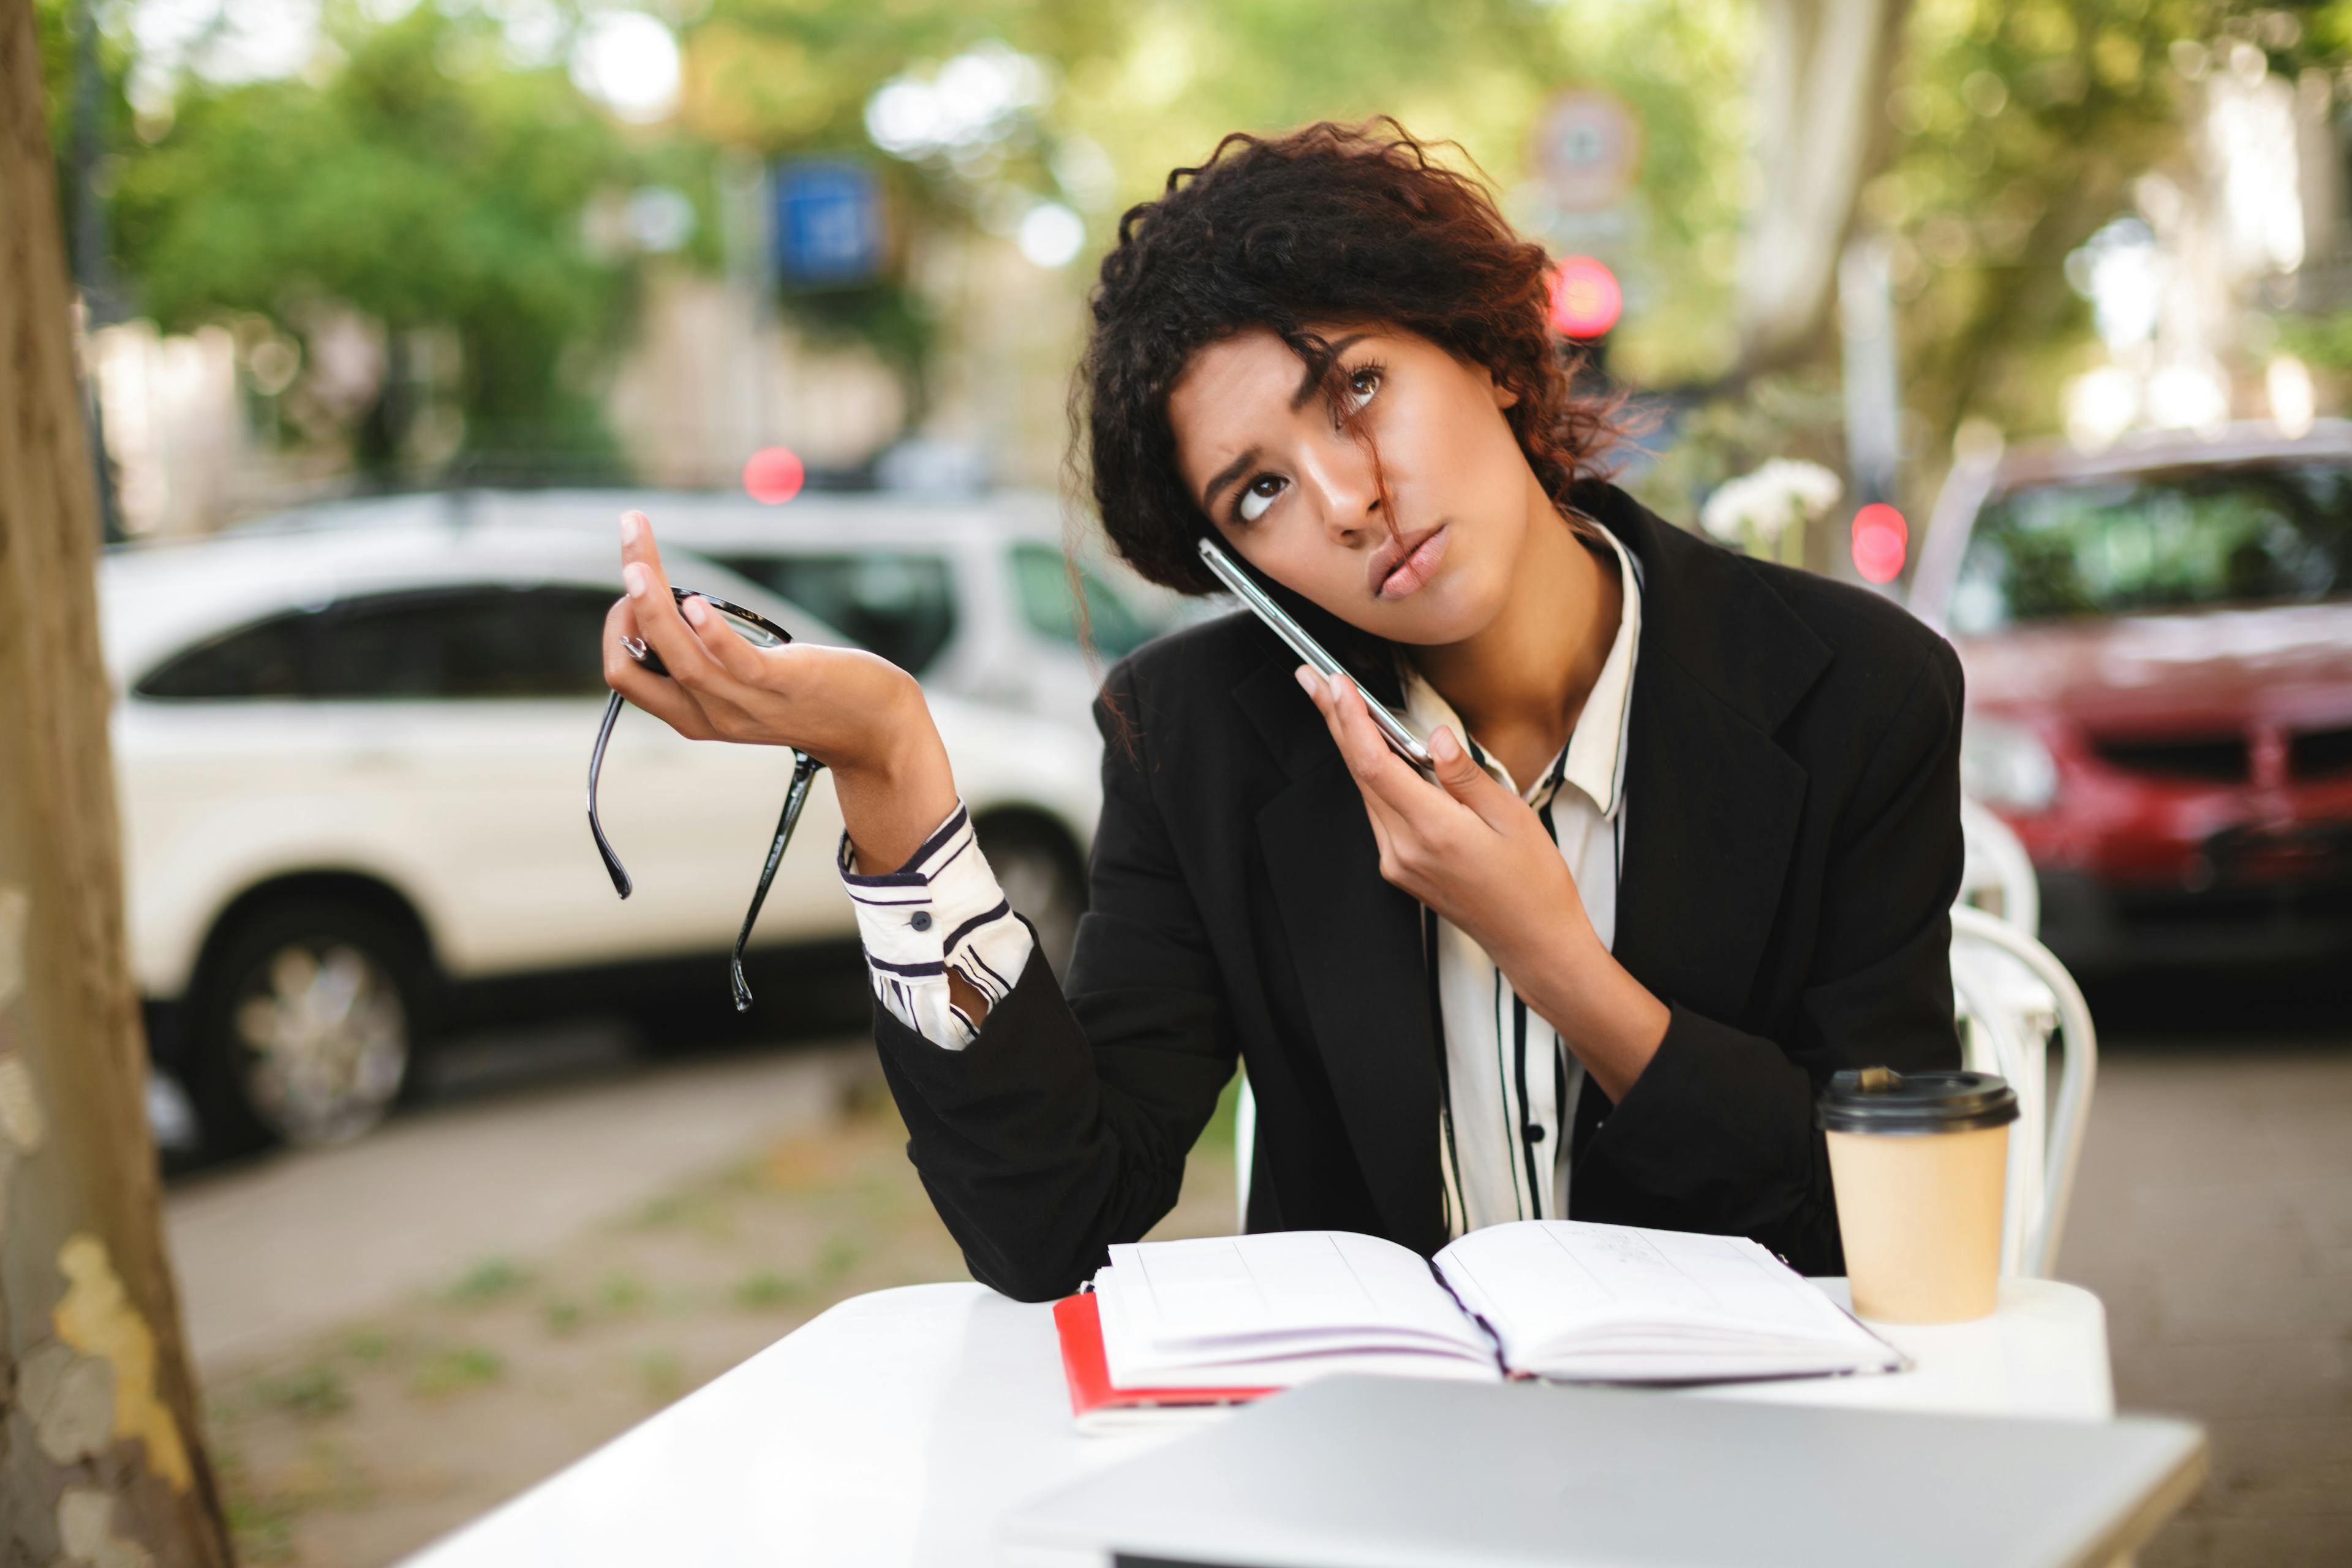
{"left": 1167, "top": 325, "right": 1536, "bottom": 645}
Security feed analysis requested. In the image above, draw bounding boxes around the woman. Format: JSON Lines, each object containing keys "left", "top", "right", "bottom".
{"left": 605, "top": 122, "right": 1964, "bottom": 1300}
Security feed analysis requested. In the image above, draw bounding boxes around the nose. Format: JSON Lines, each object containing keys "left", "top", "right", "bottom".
{"left": 1292, "top": 431, "right": 1382, "bottom": 546}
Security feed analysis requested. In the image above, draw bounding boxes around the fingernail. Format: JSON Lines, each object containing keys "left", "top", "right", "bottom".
{"left": 624, "top": 563, "right": 648, "bottom": 598}
{"left": 683, "top": 595, "right": 708, "bottom": 627}
{"left": 620, "top": 511, "right": 642, "bottom": 545}
{"left": 1294, "top": 665, "right": 1319, "bottom": 697}
{"left": 1431, "top": 726, "right": 1461, "bottom": 762}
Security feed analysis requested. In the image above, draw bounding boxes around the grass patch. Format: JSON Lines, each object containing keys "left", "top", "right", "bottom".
{"left": 817, "top": 1235, "right": 862, "bottom": 1281}
{"left": 342, "top": 1329, "right": 393, "bottom": 1365}
{"left": 542, "top": 1298, "right": 584, "bottom": 1335}
{"left": 255, "top": 1365, "right": 350, "bottom": 1419}
{"left": 629, "top": 1189, "right": 733, "bottom": 1238}
{"left": 595, "top": 1272, "right": 650, "bottom": 1314}
{"left": 442, "top": 1257, "right": 530, "bottom": 1305}
{"left": 407, "top": 1346, "right": 504, "bottom": 1398}
{"left": 636, "top": 1349, "right": 685, "bottom": 1403}
{"left": 731, "top": 1270, "right": 806, "bottom": 1310}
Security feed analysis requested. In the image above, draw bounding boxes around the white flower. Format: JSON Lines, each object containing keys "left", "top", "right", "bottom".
{"left": 1699, "top": 459, "right": 1843, "bottom": 548}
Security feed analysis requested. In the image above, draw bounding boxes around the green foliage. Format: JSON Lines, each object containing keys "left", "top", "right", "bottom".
{"left": 2278, "top": 307, "right": 2352, "bottom": 372}
{"left": 107, "top": 1, "right": 706, "bottom": 475}
{"left": 1872, "top": 0, "right": 2245, "bottom": 450}
{"left": 1044, "top": 0, "right": 1754, "bottom": 386}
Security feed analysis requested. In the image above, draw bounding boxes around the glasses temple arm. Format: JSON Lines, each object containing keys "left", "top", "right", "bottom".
{"left": 587, "top": 690, "right": 633, "bottom": 899}
{"left": 730, "top": 750, "right": 825, "bottom": 1012}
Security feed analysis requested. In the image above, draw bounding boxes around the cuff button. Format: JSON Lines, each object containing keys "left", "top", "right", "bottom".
{"left": 910, "top": 911, "right": 933, "bottom": 932}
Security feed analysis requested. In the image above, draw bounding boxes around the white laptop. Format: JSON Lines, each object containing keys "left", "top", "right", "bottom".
{"left": 997, "top": 1374, "right": 2205, "bottom": 1568}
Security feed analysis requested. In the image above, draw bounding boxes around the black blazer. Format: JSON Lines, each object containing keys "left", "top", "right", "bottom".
{"left": 872, "top": 483, "right": 1966, "bottom": 1302}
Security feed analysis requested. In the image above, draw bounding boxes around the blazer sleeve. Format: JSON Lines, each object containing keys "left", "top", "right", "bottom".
{"left": 866, "top": 662, "right": 1236, "bottom": 1302}
{"left": 1570, "top": 643, "right": 1967, "bottom": 1274}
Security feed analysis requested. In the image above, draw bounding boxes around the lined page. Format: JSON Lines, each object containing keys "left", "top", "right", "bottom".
{"left": 1434, "top": 1220, "right": 1896, "bottom": 1377}
{"left": 1094, "top": 1231, "right": 1498, "bottom": 1391}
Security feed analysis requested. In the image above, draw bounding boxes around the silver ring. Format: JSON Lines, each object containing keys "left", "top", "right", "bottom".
{"left": 622, "top": 635, "right": 650, "bottom": 662}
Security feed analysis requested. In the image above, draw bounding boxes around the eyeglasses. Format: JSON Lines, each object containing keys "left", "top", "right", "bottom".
{"left": 587, "top": 586, "right": 826, "bottom": 1013}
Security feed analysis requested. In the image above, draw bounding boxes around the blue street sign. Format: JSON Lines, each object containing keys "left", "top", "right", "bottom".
{"left": 772, "top": 160, "right": 884, "bottom": 287}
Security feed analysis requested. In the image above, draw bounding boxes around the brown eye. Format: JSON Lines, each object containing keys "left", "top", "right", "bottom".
{"left": 1237, "top": 475, "right": 1287, "bottom": 523}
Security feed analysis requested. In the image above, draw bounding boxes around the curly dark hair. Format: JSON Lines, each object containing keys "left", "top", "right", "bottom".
{"left": 1074, "top": 118, "right": 1623, "bottom": 603}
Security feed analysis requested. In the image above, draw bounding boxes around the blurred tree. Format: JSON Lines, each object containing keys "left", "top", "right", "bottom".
{"left": 1048, "top": 0, "right": 1757, "bottom": 388}
{"left": 1873, "top": 0, "right": 2255, "bottom": 453}
{"left": 677, "top": 0, "right": 1118, "bottom": 417}
{"left": 2, "top": 2, "right": 233, "bottom": 1562}
{"left": 105, "top": 1, "right": 712, "bottom": 481}
{"left": 1737, "top": 0, "right": 1915, "bottom": 375}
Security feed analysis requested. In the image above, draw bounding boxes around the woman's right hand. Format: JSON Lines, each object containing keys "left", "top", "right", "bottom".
{"left": 603, "top": 510, "right": 961, "bottom": 872}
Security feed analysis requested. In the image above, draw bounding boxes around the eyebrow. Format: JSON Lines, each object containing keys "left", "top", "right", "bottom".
{"left": 1200, "top": 447, "right": 1261, "bottom": 516}
{"left": 1292, "top": 334, "right": 1370, "bottom": 410}
{"left": 1198, "top": 334, "right": 1376, "bottom": 515}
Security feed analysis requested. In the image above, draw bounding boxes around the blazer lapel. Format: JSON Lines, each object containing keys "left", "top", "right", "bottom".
{"left": 1234, "top": 657, "right": 1447, "bottom": 1254}
{"left": 1596, "top": 489, "right": 1832, "bottom": 1033}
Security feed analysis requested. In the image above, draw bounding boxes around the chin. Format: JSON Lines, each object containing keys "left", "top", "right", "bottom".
{"left": 1361, "top": 578, "right": 1501, "bottom": 647}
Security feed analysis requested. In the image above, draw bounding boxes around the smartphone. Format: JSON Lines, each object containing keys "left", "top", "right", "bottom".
{"left": 1196, "top": 537, "right": 1435, "bottom": 776}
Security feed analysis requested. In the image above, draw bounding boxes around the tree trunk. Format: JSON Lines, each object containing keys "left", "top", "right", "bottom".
{"left": 0, "top": 2, "right": 235, "bottom": 1562}
{"left": 1736, "top": 0, "right": 1913, "bottom": 376}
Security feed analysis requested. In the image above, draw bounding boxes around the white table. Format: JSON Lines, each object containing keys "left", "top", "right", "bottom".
{"left": 404, "top": 1277, "right": 2114, "bottom": 1568}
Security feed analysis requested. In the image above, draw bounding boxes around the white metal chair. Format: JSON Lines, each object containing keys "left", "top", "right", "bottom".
{"left": 1958, "top": 797, "right": 2041, "bottom": 937}
{"left": 1950, "top": 903, "right": 2098, "bottom": 1278}
{"left": 1234, "top": 1072, "right": 1257, "bottom": 1234}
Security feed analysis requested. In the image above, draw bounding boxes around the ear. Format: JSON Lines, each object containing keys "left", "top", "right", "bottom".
{"left": 1490, "top": 372, "right": 1520, "bottom": 412}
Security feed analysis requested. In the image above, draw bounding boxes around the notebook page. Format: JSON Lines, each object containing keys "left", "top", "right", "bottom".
{"left": 1434, "top": 1221, "right": 1890, "bottom": 1371}
{"left": 1102, "top": 1231, "right": 1485, "bottom": 1353}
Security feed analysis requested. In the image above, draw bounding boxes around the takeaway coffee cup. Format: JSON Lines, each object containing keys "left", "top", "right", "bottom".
{"left": 1818, "top": 1066, "right": 2019, "bottom": 1324}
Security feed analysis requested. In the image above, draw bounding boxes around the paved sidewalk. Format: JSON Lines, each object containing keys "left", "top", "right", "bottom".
{"left": 2059, "top": 1043, "right": 2352, "bottom": 1567}
{"left": 165, "top": 1039, "right": 868, "bottom": 1369}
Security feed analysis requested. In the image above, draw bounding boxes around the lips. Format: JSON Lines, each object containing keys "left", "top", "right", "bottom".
{"left": 1366, "top": 526, "right": 1449, "bottom": 600}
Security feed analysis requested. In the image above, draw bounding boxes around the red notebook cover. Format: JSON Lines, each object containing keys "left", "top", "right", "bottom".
{"left": 1053, "top": 1292, "right": 1279, "bottom": 1419}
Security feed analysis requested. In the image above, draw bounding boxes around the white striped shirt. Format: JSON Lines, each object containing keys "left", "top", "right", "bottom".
{"left": 1404, "top": 521, "right": 1641, "bottom": 1237}
{"left": 840, "top": 521, "right": 1641, "bottom": 1242}
{"left": 837, "top": 804, "right": 1033, "bottom": 1048}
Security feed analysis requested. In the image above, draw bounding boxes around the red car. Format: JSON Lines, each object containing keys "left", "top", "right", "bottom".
{"left": 1910, "top": 422, "right": 2352, "bottom": 974}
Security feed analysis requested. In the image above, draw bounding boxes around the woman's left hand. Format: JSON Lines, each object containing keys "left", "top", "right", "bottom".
{"left": 1298, "top": 666, "right": 1670, "bottom": 1098}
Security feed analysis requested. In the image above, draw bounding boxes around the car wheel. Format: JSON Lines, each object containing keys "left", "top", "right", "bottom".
{"left": 973, "top": 816, "right": 1087, "bottom": 980}
{"left": 190, "top": 900, "right": 431, "bottom": 1152}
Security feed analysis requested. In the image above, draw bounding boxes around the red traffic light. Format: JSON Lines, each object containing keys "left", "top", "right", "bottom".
{"left": 1851, "top": 503, "right": 1909, "bottom": 584}
{"left": 743, "top": 447, "right": 806, "bottom": 506}
{"left": 1548, "top": 257, "right": 1623, "bottom": 339}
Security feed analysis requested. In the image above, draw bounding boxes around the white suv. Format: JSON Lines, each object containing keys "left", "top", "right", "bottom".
{"left": 434, "top": 488, "right": 1179, "bottom": 736}
{"left": 102, "top": 519, "right": 1102, "bottom": 1150}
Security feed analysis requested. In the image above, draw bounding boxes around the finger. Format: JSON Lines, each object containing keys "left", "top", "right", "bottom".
{"left": 603, "top": 596, "right": 718, "bottom": 737}
{"left": 1296, "top": 665, "right": 1399, "bottom": 784}
{"left": 1325, "top": 674, "right": 1455, "bottom": 827}
{"left": 679, "top": 592, "right": 782, "bottom": 690}
{"left": 1425, "top": 725, "right": 1517, "bottom": 832}
{"left": 617, "top": 510, "right": 729, "bottom": 690}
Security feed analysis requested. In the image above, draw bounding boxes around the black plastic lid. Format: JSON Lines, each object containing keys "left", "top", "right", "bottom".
{"left": 1817, "top": 1066, "right": 2019, "bottom": 1134}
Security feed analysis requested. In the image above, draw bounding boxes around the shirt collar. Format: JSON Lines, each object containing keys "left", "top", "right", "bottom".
{"left": 1397, "top": 518, "right": 1642, "bottom": 816}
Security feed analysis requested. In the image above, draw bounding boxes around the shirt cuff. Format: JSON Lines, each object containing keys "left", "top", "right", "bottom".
{"left": 837, "top": 802, "right": 1035, "bottom": 1050}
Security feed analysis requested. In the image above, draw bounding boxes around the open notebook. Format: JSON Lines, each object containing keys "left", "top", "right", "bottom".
{"left": 1057, "top": 1221, "right": 1902, "bottom": 1430}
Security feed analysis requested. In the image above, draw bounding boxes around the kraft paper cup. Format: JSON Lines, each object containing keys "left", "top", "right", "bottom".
{"left": 1819, "top": 1067, "right": 2019, "bottom": 1325}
